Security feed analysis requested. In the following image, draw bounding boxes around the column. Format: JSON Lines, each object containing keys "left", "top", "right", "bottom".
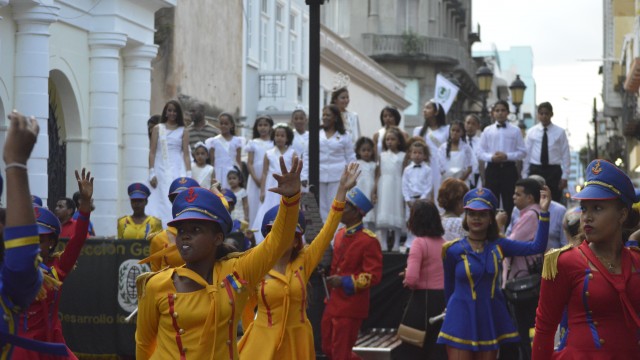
{"left": 121, "top": 43, "right": 158, "bottom": 216}
{"left": 11, "top": 1, "right": 58, "bottom": 201}
{"left": 89, "top": 32, "right": 127, "bottom": 236}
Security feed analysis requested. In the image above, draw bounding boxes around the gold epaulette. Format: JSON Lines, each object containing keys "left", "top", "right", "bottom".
{"left": 151, "top": 216, "right": 162, "bottom": 223}
{"left": 146, "top": 230, "right": 162, "bottom": 241}
{"left": 441, "top": 238, "right": 461, "bottom": 259}
{"left": 629, "top": 246, "right": 640, "bottom": 253}
{"left": 118, "top": 216, "right": 127, "bottom": 221}
{"left": 135, "top": 268, "right": 170, "bottom": 299}
{"left": 363, "top": 228, "right": 377, "bottom": 239}
{"left": 541, "top": 244, "right": 573, "bottom": 280}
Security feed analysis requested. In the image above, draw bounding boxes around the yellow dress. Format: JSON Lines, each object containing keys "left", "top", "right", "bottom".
{"left": 135, "top": 193, "right": 300, "bottom": 360}
{"left": 117, "top": 215, "right": 163, "bottom": 240}
{"left": 238, "top": 199, "right": 345, "bottom": 360}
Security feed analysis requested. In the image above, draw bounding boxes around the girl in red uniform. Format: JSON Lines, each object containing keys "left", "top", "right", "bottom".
{"left": 532, "top": 159, "right": 640, "bottom": 359}
{"left": 13, "top": 169, "right": 93, "bottom": 359}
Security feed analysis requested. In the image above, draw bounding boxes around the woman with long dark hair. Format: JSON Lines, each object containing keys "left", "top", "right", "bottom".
{"left": 413, "top": 100, "right": 449, "bottom": 196}
{"left": 147, "top": 100, "right": 192, "bottom": 226}
{"left": 532, "top": 159, "right": 640, "bottom": 359}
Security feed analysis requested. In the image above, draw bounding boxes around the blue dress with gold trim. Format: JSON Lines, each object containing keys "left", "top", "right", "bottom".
{"left": 437, "top": 213, "right": 549, "bottom": 351}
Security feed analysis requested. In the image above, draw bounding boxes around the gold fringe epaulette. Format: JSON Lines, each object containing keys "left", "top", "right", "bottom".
{"left": 541, "top": 244, "right": 573, "bottom": 280}
{"left": 35, "top": 269, "right": 63, "bottom": 301}
{"left": 363, "top": 228, "right": 377, "bottom": 239}
{"left": 135, "top": 268, "right": 169, "bottom": 299}
{"left": 629, "top": 246, "right": 640, "bottom": 253}
{"left": 441, "top": 238, "right": 461, "bottom": 259}
{"left": 146, "top": 230, "right": 162, "bottom": 241}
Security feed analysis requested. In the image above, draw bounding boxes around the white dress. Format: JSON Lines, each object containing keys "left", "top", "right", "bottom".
{"left": 205, "top": 135, "right": 243, "bottom": 189}
{"left": 244, "top": 138, "right": 274, "bottom": 225}
{"left": 442, "top": 215, "right": 466, "bottom": 241}
{"left": 375, "top": 150, "right": 405, "bottom": 229}
{"left": 231, "top": 188, "right": 247, "bottom": 222}
{"left": 375, "top": 127, "right": 386, "bottom": 156}
{"left": 356, "top": 159, "right": 377, "bottom": 225}
{"left": 438, "top": 141, "right": 473, "bottom": 185}
{"left": 251, "top": 146, "right": 296, "bottom": 243}
{"left": 147, "top": 124, "right": 187, "bottom": 227}
{"left": 342, "top": 111, "right": 360, "bottom": 143}
{"left": 191, "top": 163, "right": 214, "bottom": 188}
{"left": 413, "top": 125, "right": 449, "bottom": 196}
{"left": 292, "top": 131, "right": 309, "bottom": 184}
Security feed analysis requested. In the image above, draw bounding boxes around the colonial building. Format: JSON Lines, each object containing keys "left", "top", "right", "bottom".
{"left": 321, "top": 0, "right": 480, "bottom": 132}
{"left": 242, "top": 0, "right": 409, "bottom": 137}
{"left": 0, "top": 0, "right": 175, "bottom": 236}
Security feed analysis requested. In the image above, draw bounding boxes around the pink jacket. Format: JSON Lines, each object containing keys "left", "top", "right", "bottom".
{"left": 404, "top": 236, "right": 446, "bottom": 290}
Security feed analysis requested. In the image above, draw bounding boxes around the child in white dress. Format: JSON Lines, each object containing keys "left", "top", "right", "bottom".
{"left": 227, "top": 169, "right": 248, "bottom": 223}
{"left": 438, "top": 121, "right": 473, "bottom": 186}
{"left": 191, "top": 141, "right": 214, "bottom": 189}
{"left": 375, "top": 127, "right": 407, "bottom": 252}
{"left": 252, "top": 123, "right": 297, "bottom": 243}
{"left": 245, "top": 116, "right": 274, "bottom": 225}
{"left": 355, "top": 137, "right": 377, "bottom": 229}
{"left": 206, "top": 112, "right": 243, "bottom": 189}
{"left": 290, "top": 109, "right": 309, "bottom": 190}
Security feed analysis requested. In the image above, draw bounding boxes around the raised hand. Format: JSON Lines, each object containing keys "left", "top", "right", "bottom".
{"left": 539, "top": 185, "right": 551, "bottom": 212}
{"left": 76, "top": 168, "right": 94, "bottom": 213}
{"left": 339, "top": 163, "right": 360, "bottom": 191}
{"left": 4, "top": 111, "right": 39, "bottom": 165}
{"left": 268, "top": 155, "right": 302, "bottom": 198}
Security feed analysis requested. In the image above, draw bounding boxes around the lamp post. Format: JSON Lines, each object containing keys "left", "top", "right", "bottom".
{"left": 509, "top": 74, "right": 527, "bottom": 118}
{"left": 476, "top": 65, "right": 494, "bottom": 128}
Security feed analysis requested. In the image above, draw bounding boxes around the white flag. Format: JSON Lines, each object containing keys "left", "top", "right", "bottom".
{"left": 434, "top": 74, "right": 459, "bottom": 114}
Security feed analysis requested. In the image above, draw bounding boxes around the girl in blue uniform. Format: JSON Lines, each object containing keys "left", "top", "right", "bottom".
{"left": 437, "top": 187, "right": 550, "bottom": 360}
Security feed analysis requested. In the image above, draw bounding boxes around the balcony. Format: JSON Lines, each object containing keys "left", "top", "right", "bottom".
{"left": 257, "top": 71, "right": 307, "bottom": 114}
{"left": 361, "top": 33, "right": 477, "bottom": 78}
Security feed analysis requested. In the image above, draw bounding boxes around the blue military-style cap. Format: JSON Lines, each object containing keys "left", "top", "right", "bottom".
{"left": 574, "top": 159, "right": 636, "bottom": 206}
{"left": 168, "top": 177, "right": 200, "bottom": 198}
{"left": 463, "top": 188, "right": 499, "bottom": 211}
{"left": 128, "top": 183, "right": 151, "bottom": 200}
{"left": 260, "top": 204, "right": 306, "bottom": 237}
{"left": 32, "top": 195, "right": 43, "bottom": 207}
{"left": 346, "top": 187, "right": 374, "bottom": 216}
{"left": 168, "top": 187, "right": 233, "bottom": 235}
{"left": 222, "top": 188, "right": 237, "bottom": 207}
{"left": 34, "top": 206, "right": 61, "bottom": 236}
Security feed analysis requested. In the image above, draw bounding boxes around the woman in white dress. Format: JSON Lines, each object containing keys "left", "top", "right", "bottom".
{"left": 245, "top": 116, "right": 274, "bottom": 225}
{"left": 412, "top": 101, "right": 449, "bottom": 197}
{"left": 437, "top": 121, "right": 473, "bottom": 186}
{"left": 147, "top": 100, "right": 191, "bottom": 226}
{"left": 191, "top": 141, "right": 214, "bottom": 188}
{"left": 206, "top": 112, "right": 243, "bottom": 189}
{"left": 319, "top": 104, "right": 356, "bottom": 221}
{"left": 331, "top": 87, "right": 360, "bottom": 142}
{"left": 252, "top": 123, "right": 297, "bottom": 243}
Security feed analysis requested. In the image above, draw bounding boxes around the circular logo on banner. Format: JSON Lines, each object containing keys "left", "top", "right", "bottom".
{"left": 118, "top": 260, "right": 150, "bottom": 312}
{"left": 436, "top": 86, "right": 451, "bottom": 103}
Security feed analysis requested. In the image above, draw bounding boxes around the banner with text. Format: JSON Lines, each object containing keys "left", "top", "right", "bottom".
{"left": 57, "top": 239, "right": 150, "bottom": 357}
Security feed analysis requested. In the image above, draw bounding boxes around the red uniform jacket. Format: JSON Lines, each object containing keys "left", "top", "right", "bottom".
{"left": 325, "top": 223, "right": 383, "bottom": 319}
{"left": 13, "top": 211, "right": 91, "bottom": 360}
{"left": 532, "top": 242, "right": 640, "bottom": 359}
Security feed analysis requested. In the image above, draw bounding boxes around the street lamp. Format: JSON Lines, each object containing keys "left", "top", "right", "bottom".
{"left": 509, "top": 74, "right": 527, "bottom": 118}
{"left": 476, "top": 65, "right": 494, "bottom": 128}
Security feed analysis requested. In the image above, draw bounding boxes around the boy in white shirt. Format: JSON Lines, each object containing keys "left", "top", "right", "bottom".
{"left": 401, "top": 141, "right": 432, "bottom": 249}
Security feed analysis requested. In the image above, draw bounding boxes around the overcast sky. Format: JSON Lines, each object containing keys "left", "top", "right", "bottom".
{"left": 472, "top": 0, "right": 603, "bottom": 149}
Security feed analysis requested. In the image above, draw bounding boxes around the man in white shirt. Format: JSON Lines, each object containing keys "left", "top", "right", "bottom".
{"left": 522, "top": 102, "right": 570, "bottom": 203}
{"left": 464, "top": 114, "right": 483, "bottom": 188}
{"left": 478, "top": 100, "right": 527, "bottom": 219}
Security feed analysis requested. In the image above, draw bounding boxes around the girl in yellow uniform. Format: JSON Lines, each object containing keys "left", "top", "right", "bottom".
{"left": 118, "top": 183, "right": 162, "bottom": 240}
{"left": 141, "top": 177, "right": 200, "bottom": 271}
{"left": 135, "top": 156, "right": 302, "bottom": 360}
{"left": 238, "top": 163, "right": 359, "bottom": 359}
